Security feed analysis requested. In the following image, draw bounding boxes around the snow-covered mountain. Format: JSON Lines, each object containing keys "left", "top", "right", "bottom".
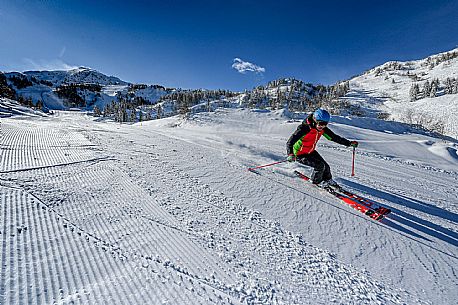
{"left": 1, "top": 50, "right": 458, "bottom": 304}
{"left": 343, "top": 48, "right": 458, "bottom": 138}
{"left": 21, "top": 67, "right": 127, "bottom": 87}
{"left": 234, "top": 78, "right": 348, "bottom": 111}
{"left": 2, "top": 48, "right": 458, "bottom": 138}
{"left": 1, "top": 67, "right": 169, "bottom": 110}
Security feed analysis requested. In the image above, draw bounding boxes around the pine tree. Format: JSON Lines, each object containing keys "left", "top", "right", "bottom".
{"left": 430, "top": 79, "right": 438, "bottom": 98}
{"left": 93, "top": 105, "right": 102, "bottom": 116}
{"left": 422, "top": 80, "right": 431, "bottom": 98}
{"left": 156, "top": 105, "right": 163, "bottom": 119}
{"left": 103, "top": 104, "right": 110, "bottom": 117}
{"left": 178, "top": 99, "right": 189, "bottom": 115}
{"left": 409, "top": 83, "right": 420, "bottom": 101}
{"left": 445, "top": 78, "right": 454, "bottom": 95}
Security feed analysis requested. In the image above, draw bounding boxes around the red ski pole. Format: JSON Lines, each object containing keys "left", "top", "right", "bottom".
{"left": 248, "top": 159, "right": 288, "bottom": 172}
{"left": 351, "top": 146, "right": 356, "bottom": 176}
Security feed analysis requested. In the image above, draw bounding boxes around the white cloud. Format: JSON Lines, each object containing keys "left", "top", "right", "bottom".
{"left": 59, "top": 47, "right": 66, "bottom": 58}
{"left": 232, "top": 58, "right": 265, "bottom": 75}
{"left": 22, "top": 58, "right": 79, "bottom": 71}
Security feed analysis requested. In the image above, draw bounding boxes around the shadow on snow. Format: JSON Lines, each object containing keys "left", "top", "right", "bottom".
{"left": 340, "top": 178, "right": 458, "bottom": 248}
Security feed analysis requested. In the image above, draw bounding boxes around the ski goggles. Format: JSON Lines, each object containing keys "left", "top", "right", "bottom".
{"left": 316, "top": 120, "right": 328, "bottom": 126}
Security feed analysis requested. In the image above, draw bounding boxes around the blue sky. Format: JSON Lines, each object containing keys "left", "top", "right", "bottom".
{"left": 1, "top": 0, "right": 457, "bottom": 91}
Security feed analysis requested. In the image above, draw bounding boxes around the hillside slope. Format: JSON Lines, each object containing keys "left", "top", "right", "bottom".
{"left": 1, "top": 109, "right": 456, "bottom": 304}
{"left": 344, "top": 48, "right": 458, "bottom": 138}
{"left": 2, "top": 48, "right": 458, "bottom": 140}
{"left": 3, "top": 67, "right": 168, "bottom": 111}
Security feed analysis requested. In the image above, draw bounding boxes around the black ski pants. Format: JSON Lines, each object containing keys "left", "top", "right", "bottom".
{"left": 296, "top": 150, "right": 332, "bottom": 184}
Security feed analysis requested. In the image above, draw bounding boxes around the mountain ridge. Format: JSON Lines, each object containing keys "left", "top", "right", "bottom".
{"left": 1, "top": 48, "right": 457, "bottom": 138}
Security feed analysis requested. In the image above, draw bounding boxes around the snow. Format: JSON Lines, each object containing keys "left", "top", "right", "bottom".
{"left": 0, "top": 97, "right": 46, "bottom": 117}
{"left": 345, "top": 48, "right": 458, "bottom": 139}
{"left": 1, "top": 108, "right": 457, "bottom": 304}
{"left": 102, "top": 85, "right": 130, "bottom": 97}
{"left": 4, "top": 69, "right": 136, "bottom": 111}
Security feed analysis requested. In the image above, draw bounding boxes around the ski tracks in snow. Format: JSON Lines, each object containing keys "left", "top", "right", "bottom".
{"left": 1, "top": 116, "right": 240, "bottom": 304}
{"left": 0, "top": 112, "right": 434, "bottom": 304}
{"left": 314, "top": 143, "right": 458, "bottom": 303}
{"left": 129, "top": 114, "right": 457, "bottom": 304}
{"left": 94, "top": 120, "right": 423, "bottom": 304}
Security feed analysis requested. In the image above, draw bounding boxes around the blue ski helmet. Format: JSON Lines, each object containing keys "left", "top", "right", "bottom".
{"left": 313, "top": 108, "right": 331, "bottom": 122}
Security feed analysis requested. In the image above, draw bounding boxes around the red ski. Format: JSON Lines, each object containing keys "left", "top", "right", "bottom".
{"left": 294, "top": 170, "right": 390, "bottom": 221}
{"left": 337, "top": 188, "right": 391, "bottom": 216}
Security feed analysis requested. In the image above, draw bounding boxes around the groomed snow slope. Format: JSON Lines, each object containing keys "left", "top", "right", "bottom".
{"left": 1, "top": 109, "right": 457, "bottom": 304}
{"left": 344, "top": 48, "right": 458, "bottom": 139}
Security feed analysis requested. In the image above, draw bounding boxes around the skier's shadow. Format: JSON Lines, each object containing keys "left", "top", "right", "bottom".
{"left": 339, "top": 178, "right": 458, "bottom": 248}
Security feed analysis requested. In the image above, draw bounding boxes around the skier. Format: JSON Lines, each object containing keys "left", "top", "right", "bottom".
{"left": 286, "top": 108, "right": 358, "bottom": 188}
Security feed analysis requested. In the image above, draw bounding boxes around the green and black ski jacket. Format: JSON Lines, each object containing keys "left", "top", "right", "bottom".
{"left": 286, "top": 115, "right": 351, "bottom": 156}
